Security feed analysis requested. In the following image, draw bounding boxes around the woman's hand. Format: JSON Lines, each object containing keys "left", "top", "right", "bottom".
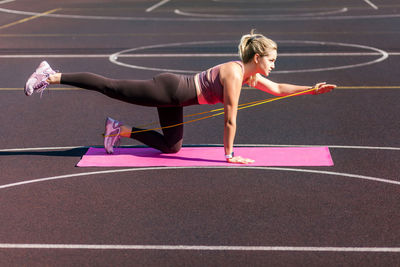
{"left": 227, "top": 156, "right": 255, "bottom": 164}
{"left": 313, "top": 82, "right": 337, "bottom": 95}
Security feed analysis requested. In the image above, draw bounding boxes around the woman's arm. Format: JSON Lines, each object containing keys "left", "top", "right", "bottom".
{"left": 253, "top": 74, "right": 336, "bottom": 96}
{"left": 221, "top": 63, "right": 255, "bottom": 164}
{"left": 222, "top": 71, "right": 240, "bottom": 157}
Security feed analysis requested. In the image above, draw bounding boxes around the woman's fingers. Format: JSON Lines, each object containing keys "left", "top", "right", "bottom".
{"left": 227, "top": 156, "right": 255, "bottom": 164}
{"left": 315, "top": 83, "right": 337, "bottom": 94}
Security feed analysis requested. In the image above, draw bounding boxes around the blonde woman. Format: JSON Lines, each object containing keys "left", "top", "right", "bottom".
{"left": 24, "top": 30, "right": 336, "bottom": 164}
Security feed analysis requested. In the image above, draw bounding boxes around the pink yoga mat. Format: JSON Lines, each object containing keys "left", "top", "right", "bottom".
{"left": 77, "top": 146, "right": 333, "bottom": 167}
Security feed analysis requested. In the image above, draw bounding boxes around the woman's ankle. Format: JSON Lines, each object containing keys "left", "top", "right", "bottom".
{"left": 120, "top": 125, "right": 133, "bottom": 138}
{"left": 47, "top": 73, "right": 61, "bottom": 84}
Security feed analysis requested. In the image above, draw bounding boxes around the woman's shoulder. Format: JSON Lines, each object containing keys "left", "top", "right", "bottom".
{"left": 219, "top": 61, "right": 244, "bottom": 84}
{"left": 220, "top": 60, "right": 243, "bottom": 68}
{"left": 219, "top": 61, "right": 243, "bottom": 75}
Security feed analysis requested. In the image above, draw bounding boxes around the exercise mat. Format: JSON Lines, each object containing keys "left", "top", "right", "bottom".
{"left": 77, "top": 146, "right": 333, "bottom": 167}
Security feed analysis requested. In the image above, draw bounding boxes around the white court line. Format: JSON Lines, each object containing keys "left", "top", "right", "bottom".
{"left": 0, "top": 166, "right": 399, "bottom": 190}
{"left": 1, "top": 149, "right": 399, "bottom": 251}
{"left": 0, "top": 146, "right": 83, "bottom": 152}
{"left": 0, "top": 54, "right": 112, "bottom": 58}
{"left": 0, "top": 0, "right": 15, "bottom": 4}
{"left": 1, "top": 52, "right": 399, "bottom": 59}
{"left": 108, "top": 40, "right": 389, "bottom": 74}
{"left": 233, "top": 144, "right": 400, "bottom": 151}
{"left": 1, "top": 6, "right": 400, "bottom": 21}
{"left": 113, "top": 52, "right": 395, "bottom": 57}
{"left": 3, "top": 144, "right": 400, "bottom": 152}
{"left": 174, "top": 7, "right": 348, "bottom": 18}
{"left": 363, "top": 0, "right": 378, "bottom": 10}
{"left": 146, "top": 0, "right": 170, "bottom": 12}
{"left": 0, "top": 243, "right": 399, "bottom": 252}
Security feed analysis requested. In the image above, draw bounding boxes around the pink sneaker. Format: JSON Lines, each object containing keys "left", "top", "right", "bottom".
{"left": 24, "top": 61, "right": 56, "bottom": 96}
{"left": 104, "top": 117, "right": 123, "bottom": 154}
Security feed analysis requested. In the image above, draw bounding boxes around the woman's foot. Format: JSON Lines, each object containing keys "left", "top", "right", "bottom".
{"left": 24, "top": 61, "right": 56, "bottom": 96}
{"left": 104, "top": 117, "right": 123, "bottom": 154}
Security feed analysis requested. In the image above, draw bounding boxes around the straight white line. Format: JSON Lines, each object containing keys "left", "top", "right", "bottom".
{"left": 0, "top": 146, "right": 83, "bottom": 152}
{"left": 363, "top": 0, "right": 378, "bottom": 10}
{"left": 232, "top": 144, "right": 400, "bottom": 151}
{"left": 146, "top": 0, "right": 170, "bottom": 12}
{"left": 3, "top": 86, "right": 400, "bottom": 91}
{"left": 0, "top": 243, "right": 399, "bottom": 252}
{"left": 107, "top": 52, "right": 393, "bottom": 57}
{"left": 2, "top": 144, "right": 400, "bottom": 152}
{"left": 118, "top": 53, "right": 235, "bottom": 57}
{"left": 0, "top": 54, "right": 111, "bottom": 58}
{"left": 0, "top": 52, "right": 399, "bottom": 59}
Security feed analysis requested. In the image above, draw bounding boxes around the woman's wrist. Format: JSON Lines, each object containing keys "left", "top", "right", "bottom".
{"left": 225, "top": 152, "right": 234, "bottom": 159}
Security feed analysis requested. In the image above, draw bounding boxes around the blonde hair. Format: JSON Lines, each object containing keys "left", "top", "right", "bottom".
{"left": 238, "top": 29, "right": 277, "bottom": 86}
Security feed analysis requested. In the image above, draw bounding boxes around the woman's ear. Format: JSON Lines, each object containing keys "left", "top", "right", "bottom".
{"left": 254, "top": 53, "right": 260, "bottom": 64}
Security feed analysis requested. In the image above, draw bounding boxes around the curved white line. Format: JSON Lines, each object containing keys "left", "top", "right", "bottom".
{"left": 273, "top": 40, "right": 388, "bottom": 74}
{"left": 0, "top": 166, "right": 399, "bottom": 190}
{"left": 109, "top": 40, "right": 232, "bottom": 74}
{"left": 109, "top": 40, "right": 388, "bottom": 74}
{"left": 146, "top": 0, "right": 170, "bottom": 13}
{"left": 0, "top": 7, "right": 400, "bottom": 21}
{"left": 174, "top": 7, "right": 348, "bottom": 18}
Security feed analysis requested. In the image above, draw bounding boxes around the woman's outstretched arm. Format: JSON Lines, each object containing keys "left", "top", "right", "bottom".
{"left": 253, "top": 74, "right": 336, "bottom": 96}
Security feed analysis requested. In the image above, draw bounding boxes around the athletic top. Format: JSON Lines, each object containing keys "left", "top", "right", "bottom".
{"left": 194, "top": 61, "right": 244, "bottom": 105}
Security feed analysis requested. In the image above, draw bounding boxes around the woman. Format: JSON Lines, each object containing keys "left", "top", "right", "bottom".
{"left": 24, "top": 30, "right": 336, "bottom": 164}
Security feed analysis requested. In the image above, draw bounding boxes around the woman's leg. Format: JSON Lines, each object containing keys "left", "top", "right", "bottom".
{"left": 48, "top": 72, "right": 191, "bottom": 153}
{"left": 122, "top": 107, "right": 183, "bottom": 153}
{"left": 54, "top": 72, "right": 183, "bottom": 107}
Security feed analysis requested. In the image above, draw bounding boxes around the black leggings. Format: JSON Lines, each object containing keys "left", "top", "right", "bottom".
{"left": 61, "top": 72, "right": 199, "bottom": 153}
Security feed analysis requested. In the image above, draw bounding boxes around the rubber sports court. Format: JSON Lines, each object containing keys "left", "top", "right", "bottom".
{"left": 0, "top": 0, "right": 399, "bottom": 265}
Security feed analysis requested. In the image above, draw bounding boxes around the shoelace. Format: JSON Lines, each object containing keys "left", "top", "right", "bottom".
{"left": 108, "top": 125, "right": 122, "bottom": 149}
{"left": 34, "top": 80, "right": 48, "bottom": 91}
{"left": 33, "top": 72, "right": 53, "bottom": 97}
{"left": 114, "top": 135, "right": 121, "bottom": 148}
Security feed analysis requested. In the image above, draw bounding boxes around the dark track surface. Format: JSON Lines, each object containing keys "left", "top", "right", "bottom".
{"left": 0, "top": 0, "right": 399, "bottom": 266}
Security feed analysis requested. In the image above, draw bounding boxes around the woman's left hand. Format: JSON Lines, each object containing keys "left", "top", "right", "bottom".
{"left": 314, "top": 82, "right": 337, "bottom": 95}
{"left": 227, "top": 156, "right": 255, "bottom": 164}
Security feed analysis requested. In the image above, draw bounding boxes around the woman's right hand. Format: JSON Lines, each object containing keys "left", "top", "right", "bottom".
{"left": 313, "top": 82, "right": 336, "bottom": 95}
{"left": 227, "top": 156, "right": 255, "bottom": 164}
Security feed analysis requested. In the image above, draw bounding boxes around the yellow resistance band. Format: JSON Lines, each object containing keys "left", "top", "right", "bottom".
{"left": 104, "top": 87, "right": 317, "bottom": 137}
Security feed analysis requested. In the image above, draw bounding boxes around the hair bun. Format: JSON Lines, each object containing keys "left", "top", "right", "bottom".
{"left": 246, "top": 36, "right": 256, "bottom": 46}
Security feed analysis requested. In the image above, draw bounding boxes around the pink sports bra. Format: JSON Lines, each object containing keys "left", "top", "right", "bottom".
{"left": 194, "top": 61, "right": 244, "bottom": 105}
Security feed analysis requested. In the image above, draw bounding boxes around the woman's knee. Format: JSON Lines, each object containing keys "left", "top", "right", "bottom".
{"left": 162, "top": 141, "right": 182, "bottom": 154}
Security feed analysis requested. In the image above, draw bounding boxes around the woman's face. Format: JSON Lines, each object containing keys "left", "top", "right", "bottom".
{"left": 257, "top": 50, "right": 277, "bottom": 76}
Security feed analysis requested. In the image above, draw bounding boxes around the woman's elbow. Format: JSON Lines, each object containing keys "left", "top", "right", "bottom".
{"left": 224, "top": 119, "right": 236, "bottom": 128}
